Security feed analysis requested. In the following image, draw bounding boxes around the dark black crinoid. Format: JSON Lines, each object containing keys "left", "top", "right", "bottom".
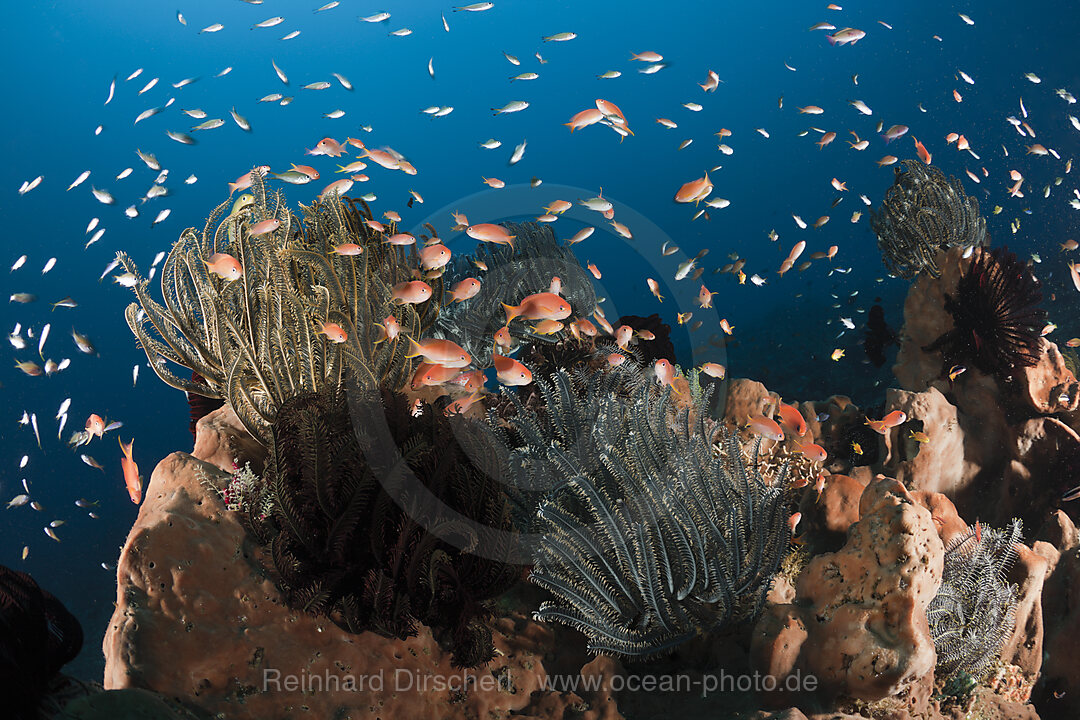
{"left": 0, "top": 566, "right": 83, "bottom": 720}
{"left": 923, "top": 246, "right": 1046, "bottom": 379}
{"left": 246, "top": 386, "right": 521, "bottom": 667}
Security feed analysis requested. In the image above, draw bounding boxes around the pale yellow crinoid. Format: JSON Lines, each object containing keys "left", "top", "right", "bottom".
{"left": 119, "top": 168, "right": 443, "bottom": 445}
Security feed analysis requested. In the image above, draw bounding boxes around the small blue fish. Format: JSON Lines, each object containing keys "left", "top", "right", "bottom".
{"left": 816, "top": 412, "right": 830, "bottom": 422}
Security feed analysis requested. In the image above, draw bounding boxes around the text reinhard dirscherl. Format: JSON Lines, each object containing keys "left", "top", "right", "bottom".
{"left": 262, "top": 668, "right": 818, "bottom": 698}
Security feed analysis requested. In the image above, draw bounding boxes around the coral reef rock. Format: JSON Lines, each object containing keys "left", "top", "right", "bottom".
{"left": 1032, "top": 511, "right": 1080, "bottom": 718}
{"left": 1017, "top": 339, "right": 1080, "bottom": 415}
{"left": 751, "top": 477, "right": 944, "bottom": 709}
{"left": 103, "top": 405, "right": 621, "bottom": 720}
{"left": 879, "top": 386, "right": 968, "bottom": 496}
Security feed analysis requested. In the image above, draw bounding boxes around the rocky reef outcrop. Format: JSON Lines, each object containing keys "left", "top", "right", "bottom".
{"left": 103, "top": 405, "right": 625, "bottom": 720}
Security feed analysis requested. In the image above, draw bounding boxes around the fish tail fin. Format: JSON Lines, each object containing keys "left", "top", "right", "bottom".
{"left": 501, "top": 302, "right": 519, "bottom": 324}
{"left": 405, "top": 336, "right": 424, "bottom": 358}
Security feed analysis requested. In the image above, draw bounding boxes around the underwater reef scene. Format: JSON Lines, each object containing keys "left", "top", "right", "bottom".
{"left": 8, "top": 2, "right": 1080, "bottom": 720}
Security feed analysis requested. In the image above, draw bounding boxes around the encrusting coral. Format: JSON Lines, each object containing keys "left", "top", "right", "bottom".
{"left": 118, "top": 169, "right": 442, "bottom": 445}
{"left": 491, "top": 360, "right": 792, "bottom": 658}
{"left": 870, "top": 159, "right": 987, "bottom": 278}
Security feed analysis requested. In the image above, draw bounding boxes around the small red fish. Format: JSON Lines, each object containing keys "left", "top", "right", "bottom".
{"left": 119, "top": 437, "right": 142, "bottom": 504}
{"left": 865, "top": 409, "right": 907, "bottom": 434}
{"left": 913, "top": 136, "right": 932, "bottom": 165}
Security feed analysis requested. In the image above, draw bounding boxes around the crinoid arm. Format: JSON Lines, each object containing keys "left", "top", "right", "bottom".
{"left": 494, "top": 360, "right": 791, "bottom": 658}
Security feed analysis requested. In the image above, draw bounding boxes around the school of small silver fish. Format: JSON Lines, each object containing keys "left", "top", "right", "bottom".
{"left": 6, "top": 3, "right": 1080, "bottom": 570}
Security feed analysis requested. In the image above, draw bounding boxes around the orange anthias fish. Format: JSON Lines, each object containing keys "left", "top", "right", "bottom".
{"left": 248, "top": 218, "right": 281, "bottom": 236}
{"left": 119, "top": 437, "right": 142, "bottom": 504}
{"left": 865, "top": 409, "right": 907, "bottom": 434}
{"left": 674, "top": 172, "right": 712, "bottom": 204}
{"left": 375, "top": 315, "right": 401, "bottom": 343}
{"left": 290, "top": 163, "right": 320, "bottom": 180}
{"left": 85, "top": 413, "right": 106, "bottom": 439}
{"left": 777, "top": 402, "right": 807, "bottom": 437}
{"left": 308, "top": 137, "right": 347, "bottom": 157}
{"left": 466, "top": 223, "right": 516, "bottom": 249}
{"left": 451, "top": 369, "right": 486, "bottom": 392}
{"left": 331, "top": 243, "right": 363, "bottom": 256}
{"left": 391, "top": 280, "right": 433, "bottom": 305}
{"left": 700, "top": 362, "right": 726, "bottom": 379}
{"left": 228, "top": 166, "right": 270, "bottom": 194}
{"left": 204, "top": 253, "right": 243, "bottom": 281}
{"left": 493, "top": 353, "right": 532, "bottom": 386}
{"left": 411, "top": 362, "right": 462, "bottom": 389}
{"left": 564, "top": 108, "right": 605, "bottom": 133}
{"left": 406, "top": 337, "right": 471, "bottom": 368}
{"left": 795, "top": 439, "right": 827, "bottom": 462}
{"left": 449, "top": 277, "right": 482, "bottom": 302}
{"left": 419, "top": 243, "right": 451, "bottom": 270}
{"left": 747, "top": 415, "right": 784, "bottom": 441}
{"left": 316, "top": 321, "right": 348, "bottom": 343}
{"left": 502, "top": 292, "right": 571, "bottom": 323}
{"left": 653, "top": 359, "right": 682, "bottom": 393}
{"left": 913, "top": 136, "right": 932, "bottom": 165}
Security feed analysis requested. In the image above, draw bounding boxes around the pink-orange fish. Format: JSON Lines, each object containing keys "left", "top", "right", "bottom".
{"left": 493, "top": 353, "right": 532, "bottom": 385}
{"left": 375, "top": 315, "right": 401, "bottom": 343}
{"left": 419, "top": 243, "right": 451, "bottom": 270}
{"left": 653, "top": 358, "right": 680, "bottom": 392}
{"left": 502, "top": 292, "right": 572, "bottom": 323}
{"left": 248, "top": 218, "right": 280, "bottom": 236}
{"left": 674, "top": 172, "right": 712, "bottom": 204}
{"left": 411, "top": 362, "right": 462, "bottom": 389}
{"left": 564, "top": 108, "right": 604, "bottom": 132}
{"left": 119, "top": 437, "right": 142, "bottom": 504}
{"left": 316, "top": 321, "right": 348, "bottom": 343}
{"left": 865, "top": 409, "right": 907, "bottom": 434}
{"left": 308, "top": 137, "right": 347, "bottom": 157}
{"left": 86, "top": 413, "right": 105, "bottom": 439}
{"left": 449, "top": 277, "right": 482, "bottom": 302}
{"left": 331, "top": 243, "right": 364, "bottom": 256}
{"left": 228, "top": 165, "right": 270, "bottom": 194}
{"left": 493, "top": 325, "right": 512, "bottom": 348}
{"left": 913, "top": 137, "right": 932, "bottom": 165}
{"left": 777, "top": 402, "right": 807, "bottom": 437}
{"left": 391, "top": 280, "right": 433, "bottom": 305}
{"left": 204, "top": 253, "right": 243, "bottom": 281}
{"left": 747, "top": 415, "right": 784, "bottom": 441}
{"left": 466, "top": 223, "right": 516, "bottom": 249}
{"left": 700, "top": 362, "right": 725, "bottom": 379}
{"left": 795, "top": 439, "right": 827, "bottom": 462}
{"left": 406, "top": 337, "right": 471, "bottom": 368}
